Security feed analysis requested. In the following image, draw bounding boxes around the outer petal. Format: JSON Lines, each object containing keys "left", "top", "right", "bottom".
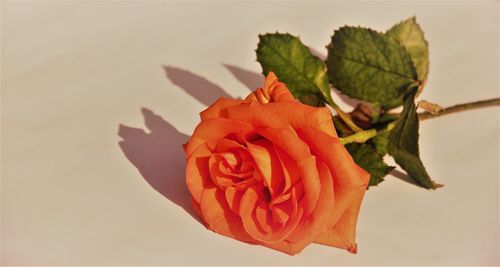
{"left": 244, "top": 71, "right": 295, "bottom": 104}
{"left": 314, "top": 173, "right": 366, "bottom": 254}
{"left": 297, "top": 127, "right": 369, "bottom": 188}
{"left": 186, "top": 143, "right": 213, "bottom": 203}
{"left": 223, "top": 101, "right": 337, "bottom": 137}
{"left": 269, "top": 86, "right": 296, "bottom": 103}
{"left": 296, "top": 128, "right": 369, "bottom": 252}
{"left": 200, "top": 97, "right": 243, "bottom": 120}
{"left": 200, "top": 187, "right": 254, "bottom": 243}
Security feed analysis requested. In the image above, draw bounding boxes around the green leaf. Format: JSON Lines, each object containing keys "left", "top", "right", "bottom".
{"left": 386, "top": 16, "right": 429, "bottom": 82}
{"left": 346, "top": 143, "right": 395, "bottom": 187}
{"left": 387, "top": 87, "right": 442, "bottom": 189}
{"left": 326, "top": 26, "right": 419, "bottom": 109}
{"left": 256, "top": 33, "right": 334, "bottom": 106}
{"left": 371, "top": 130, "right": 390, "bottom": 156}
{"left": 298, "top": 94, "right": 325, "bottom": 107}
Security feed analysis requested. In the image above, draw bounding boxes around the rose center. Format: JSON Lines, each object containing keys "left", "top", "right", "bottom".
{"left": 262, "top": 187, "right": 271, "bottom": 202}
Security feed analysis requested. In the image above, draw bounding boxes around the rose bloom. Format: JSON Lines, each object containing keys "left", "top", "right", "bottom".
{"left": 184, "top": 72, "right": 369, "bottom": 255}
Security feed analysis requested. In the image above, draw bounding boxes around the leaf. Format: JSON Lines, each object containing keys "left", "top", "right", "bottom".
{"left": 346, "top": 143, "right": 395, "bottom": 187}
{"left": 256, "top": 33, "right": 334, "bottom": 106}
{"left": 387, "top": 87, "right": 443, "bottom": 189}
{"left": 418, "top": 99, "right": 442, "bottom": 114}
{"left": 386, "top": 16, "right": 429, "bottom": 82}
{"left": 299, "top": 94, "right": 325, "bottom": 107}
{"left": 326, "top": 26, "right": 419, "bottom": 109}
{"left": 371, "top": 130, "right": 390, "bottom": 156}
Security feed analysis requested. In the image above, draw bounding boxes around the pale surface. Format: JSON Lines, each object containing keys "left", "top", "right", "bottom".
{"left": 1, "top": 1, "right": 499, "bottom": 265}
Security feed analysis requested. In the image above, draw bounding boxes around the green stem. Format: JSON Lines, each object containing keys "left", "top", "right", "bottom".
{"left": 340, "top": 122, "right": 395, "bottom": 145}
{"left": 340, "top": 97, "right": 500, "bottom": 145}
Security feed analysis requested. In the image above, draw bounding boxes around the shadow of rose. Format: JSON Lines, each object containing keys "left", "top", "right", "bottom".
{"left": 118, "top": 108, "right": 197, "bottom": 219}
{"left": 117, "top": 66, "right": 240, "bottom": 222}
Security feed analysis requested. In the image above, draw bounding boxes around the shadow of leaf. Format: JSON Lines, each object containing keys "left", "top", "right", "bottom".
{"left": 390, "top": 169, "right": 420, "bottom": 187}
{"left": 163, "top": 66, "right": 231, "bottom": 106}
{"left": 223, "top": 64, "right": 262, "bottom": 91}
{"left": 118, "top": 108, "right": 198, "bottom": 219}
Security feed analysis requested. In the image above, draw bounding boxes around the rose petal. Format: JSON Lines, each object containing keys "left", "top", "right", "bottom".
{"left": 186, "top": 143, "right": 213, "bottom": 203}
{"left": 225, "top": 186, "right": 244, "bottom": 215}
{"left": 208, "top": 154, "right": 238, "bottom": 189}
{"left": 246, "top": 139, "right": 284, "bottom": 196}
{"left": 264, "top": 160, "right": 336, "bottom": 255}
{"left": 255, "top": 201, "right": 273, "bottom": 233}
{"left": 239, "top": 186, "right": 303, "bottom": 244}
{"left": 200, "top": 187, "right": 254, "bottom": 242}
{"left": 287, "top": 161, "right": 336, "bottom": 241}
{"left": 257, "top": 127, "right": 311, "bottom": 162}
{"left": 274, "top": 145, "right": 300, "bottom": 195}
{"left": 296, "top": 128, "right": 369, "bottom": 252}
{"left": 257, "top": 127, "right": 320, "bottom": 216}
{"left": 185, "top": 118, "right": 255, "bottom": 157}
{"left": 269, "top": 192, "right": 291, "bottom": 206}
{"left": 215, "top": 138, "right": 254, "bottom": 176}
{"left": 314, "top": 174, "right": 366, "bottom": 253}
{"left": 269, "top": 86, "right": 296, "bottom": 103}
{"left": 271, "top": 201, "right": 291, "bottom": 225}
{"left": 296, "top": 128, "right": 369, "bottom": 188}
{"left": 244, "top": 72, "right": 295, "bottom": 104}
{"left": 219, "top": 162, "right": 253, "bottom": 179}
{"left": 219, "top": 152, "right": 238, "bottom": 166}
{"left": 215, "top": 138, "right": 246, "bottom": 152}
{"left": 223, "top": 102, "right": 337, "bottom": 137}
{"left": 200, "top": 97, "right": 243, "bottom": 120}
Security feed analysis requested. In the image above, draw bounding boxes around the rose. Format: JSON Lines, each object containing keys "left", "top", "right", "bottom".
{"left": 184, "top": 72, "right": 369, "bottom": 255}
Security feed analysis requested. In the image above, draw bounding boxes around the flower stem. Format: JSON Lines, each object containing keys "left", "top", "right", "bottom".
{"left": 340, "top": 97, "right": 500, "bottom": 145}
{"left": 340, "top": 122, "right": 396, "bottom": 145}
{"left": 418, "top": 98, "right": 500, "bottom": 121}
{"left": 339, "top": 129, "right": 377, "bottom": 145}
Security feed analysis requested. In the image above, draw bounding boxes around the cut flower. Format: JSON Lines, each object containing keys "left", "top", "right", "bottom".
{"left": 184, "top": 72, "right": 369, "bottom": 255}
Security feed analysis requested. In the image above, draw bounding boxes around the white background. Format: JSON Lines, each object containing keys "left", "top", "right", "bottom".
{"left": 1, "top": 1, "right": 499, "bottom": 265}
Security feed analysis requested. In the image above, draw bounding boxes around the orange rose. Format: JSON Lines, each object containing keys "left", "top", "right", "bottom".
{"left": 184, "top": 72, "right": 369, "bottom": 255}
